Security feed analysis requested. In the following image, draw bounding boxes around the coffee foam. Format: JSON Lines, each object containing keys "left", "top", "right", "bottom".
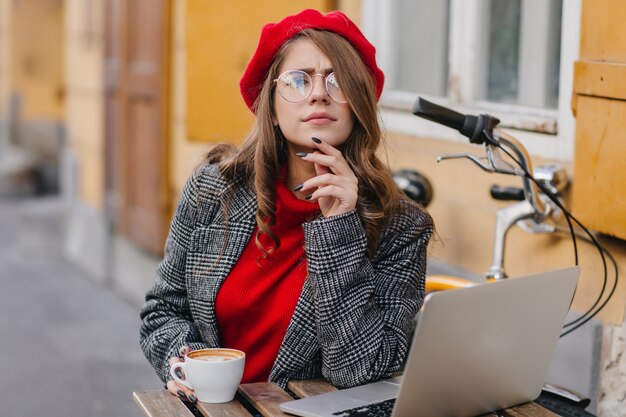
{"left": 196, "top": 356, "right": 233, "bottom": 362}
{"left": 188, "top": 348, "right": 244, "bottom": 362}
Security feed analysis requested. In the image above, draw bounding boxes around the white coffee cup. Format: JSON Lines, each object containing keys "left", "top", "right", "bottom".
{"left": 170, "top": 348, "right": 245, "bottom": 403}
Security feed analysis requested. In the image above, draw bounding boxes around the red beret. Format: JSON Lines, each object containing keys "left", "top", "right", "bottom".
{"left": 239, "top": 9, "right": 385, "bottom": 113}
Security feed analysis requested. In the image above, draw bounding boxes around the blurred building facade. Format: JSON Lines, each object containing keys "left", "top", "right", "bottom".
{"left": 0, "top": 0, "right": 64, "bottom": 195}
{"left": 1, "top": 0, "right": 624, "bottom": 415}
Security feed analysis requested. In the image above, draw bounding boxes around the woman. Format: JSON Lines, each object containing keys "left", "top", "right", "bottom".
{"left": 139, "top": 9, "right": 433, "bottom": 403}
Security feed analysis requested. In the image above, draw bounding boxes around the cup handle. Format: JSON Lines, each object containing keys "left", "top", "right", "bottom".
{"left": 170, "top": 362, "right": 193, "bottom": 390}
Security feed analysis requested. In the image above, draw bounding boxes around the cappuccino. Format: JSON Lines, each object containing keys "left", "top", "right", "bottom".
{"left": 188, "top": 348, "right": 244, "bottom": 362}
{"left": 171, "top": 347, "right": 246, "bottom": 403}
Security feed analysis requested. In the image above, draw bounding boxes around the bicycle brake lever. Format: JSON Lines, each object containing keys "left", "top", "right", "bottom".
{"left": 485, "top": 145, "right": 524, "bottom": 176}
{"left": 436, "top": 153, "right": 495, "bottom": 173}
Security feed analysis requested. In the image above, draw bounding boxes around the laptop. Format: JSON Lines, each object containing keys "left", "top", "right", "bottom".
{"left": 280, "top": 266, "right": 580, "bottom": 417}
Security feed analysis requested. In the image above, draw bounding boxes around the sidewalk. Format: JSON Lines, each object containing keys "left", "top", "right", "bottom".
{"left": 0, "top": 196, "right": 161, "bottom": 417}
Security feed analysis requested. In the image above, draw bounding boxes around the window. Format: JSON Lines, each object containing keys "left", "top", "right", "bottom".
{"left": 385, "top": 0, "right": 450, "bottom": 97}
{"left": 363, "top": 0, "right": 566, "bottom": 137}
{"left": 484, "top": 0, "right": 562, "bottom": 108}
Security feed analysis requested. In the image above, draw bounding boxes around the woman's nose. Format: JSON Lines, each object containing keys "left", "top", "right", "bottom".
{"left": 308, "top": 74, "right": 330, "bottom": 103}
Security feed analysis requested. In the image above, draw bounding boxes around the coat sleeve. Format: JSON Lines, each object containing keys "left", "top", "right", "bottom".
{"left": 139, "top": 172, "right": 211, "bottom": 382}
{"left": 302, "top": 203, "right": 433, "bottom": 388}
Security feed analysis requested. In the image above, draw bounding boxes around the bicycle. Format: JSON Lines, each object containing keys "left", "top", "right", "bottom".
{"left": 392, "top": 97, "right": 619, "bottom": 417}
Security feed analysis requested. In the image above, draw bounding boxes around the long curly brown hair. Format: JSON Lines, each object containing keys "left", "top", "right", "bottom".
{"left": 205, "top": 29, "right": 408, "bottom": 259}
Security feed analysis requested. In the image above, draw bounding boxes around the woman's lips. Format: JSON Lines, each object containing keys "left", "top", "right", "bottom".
{"left": 303, "top": 112, "right": 337, "bottom": 125}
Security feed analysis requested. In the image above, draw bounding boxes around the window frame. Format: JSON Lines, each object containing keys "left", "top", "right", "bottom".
{"left": 362, "top": 0, "right": 581, "bottom": 160}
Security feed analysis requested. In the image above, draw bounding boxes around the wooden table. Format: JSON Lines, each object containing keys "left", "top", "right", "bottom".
{"left": 133, "top": 379, "right": 558, "bottom": 417}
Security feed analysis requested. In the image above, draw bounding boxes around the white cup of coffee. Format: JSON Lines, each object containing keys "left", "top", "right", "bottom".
{"left": 170, "top": 348, "right": 245, "bottom": 403}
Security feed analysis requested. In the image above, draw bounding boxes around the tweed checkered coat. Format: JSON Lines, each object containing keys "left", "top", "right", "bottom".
{"left": 140, "top": 163, "right": 433, "bottom": 389}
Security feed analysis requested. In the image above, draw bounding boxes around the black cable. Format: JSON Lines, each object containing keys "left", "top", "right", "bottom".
{"left": 528, "top": 176, "right": 611, "bottom": 332}
{"left": 491, "top": 138, "right": 617, "bottom": 335}
{"left": 493, "top": 142, "right": 605, "bottom": 325}
{"left": 486, "top": 143, "right": 594, "bottom": 327}
{"left": 556, "top": 227, "right": 619, "bottom": 337}
{"left": 527, "top": 180, "right": 606, "bottom": 330}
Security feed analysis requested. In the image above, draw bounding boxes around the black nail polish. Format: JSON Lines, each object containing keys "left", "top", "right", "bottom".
{"left": 189, "top": 393, "right": 197, "bottom": 403}
{"left": 312, "top": 137, "right": 322, "bottom": 144}
{"left": 175, "top": 368, "right": 184, "bottom": 379}
{"left": 293, "top": 184, "right": 303, "bottom": 192}
{"left": 177, "top": 390, "right": 186, "bottom": 399}
{"left": 296, "top": 151, "right": 307, "bottom": 157}
{"left": 305, "top": 194, "right": 313, "bottom": 200}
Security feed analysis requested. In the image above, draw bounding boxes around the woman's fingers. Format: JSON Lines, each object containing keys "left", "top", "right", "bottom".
{"left": 295, "top": 167, "right": 358, "bottom": 211}
{"left": 295, "top": 137, "right": 359, "bottom": 217}
{"left": 297, "top": 169, "right": 358, "bottom": 216}
{"left": 166, "top": 379, "right": 197, "bottom": 403}
{"left": 314, "top": 158, "right": 330, "bottom": 178}
{"left": 307, "top": 184, "right": 358, "bottom": 204}
{"left": 298, "top": 152, "right": 352, "bottom": 177}
{"left": 298, "top": 137, "right": 354, "bottom": 176}
{"left": 311, "top": 136, "right": 340, "bottom": 157}
{"left": 167, "top": 346, "right": 197, "bottom": 403}
{"left": 296, "top": 173, "right": 356, "bottom": 194}
{"left": 169, "top": 355, "right": 183, "bottom": 368}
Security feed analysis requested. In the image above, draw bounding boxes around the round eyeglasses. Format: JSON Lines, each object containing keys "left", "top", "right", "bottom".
{"left": 274, "top": 70, "right": 348, "bottom": 104}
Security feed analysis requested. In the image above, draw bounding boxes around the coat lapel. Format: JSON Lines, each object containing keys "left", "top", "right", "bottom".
{"left": 186, "top": 183, "right": 257, "bottom": 346}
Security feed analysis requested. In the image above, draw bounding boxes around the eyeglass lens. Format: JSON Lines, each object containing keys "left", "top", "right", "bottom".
{"left": 275, "top": 70, "right": 347, "bottom": 103}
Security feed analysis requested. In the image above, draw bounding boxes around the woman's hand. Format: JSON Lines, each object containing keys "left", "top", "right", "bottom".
{"left": 166, "top": 346, "right": 197, "bottom": 403}
{"left": 296, "top": 137, "right": 358, "bottom": 218}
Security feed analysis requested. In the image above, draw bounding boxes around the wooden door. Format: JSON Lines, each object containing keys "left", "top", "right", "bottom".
{"left": 104, "top": 0, "right": 171, "bottom": 255}
{"left": 104, "top": 0, "right": 128, "bottom": 230}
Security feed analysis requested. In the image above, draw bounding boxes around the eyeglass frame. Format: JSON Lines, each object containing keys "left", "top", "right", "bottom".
{"left": 273, "top": 69, "right": 349, "bottom": 104}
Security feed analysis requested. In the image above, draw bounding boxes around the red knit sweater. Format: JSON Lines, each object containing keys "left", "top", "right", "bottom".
{"left": 215, "top": 174, "right": 320, "bottom": 383}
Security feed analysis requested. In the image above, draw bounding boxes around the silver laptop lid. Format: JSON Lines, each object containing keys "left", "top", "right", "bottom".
{"left": 393, "top": 266, "right": 580, "bottom": 417}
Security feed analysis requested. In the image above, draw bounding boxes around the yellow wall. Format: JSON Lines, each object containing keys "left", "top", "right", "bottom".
{"left": 64, "top": 0, "right": 105, "bottom": 208}
{"left": 9, "top": 0, "right": 64, "bottom": 121}
{"left": 170, "top": 0, "right": 212, "bottom": 198}
{"left": 568, "top": 0, "right": 626, "bottom": 323}
{"left": 336, "top": 0, "right": 361, "bottom": 26}
{"left": 579, "top": 0, "right": 626, "bottom": 63}
{"left": 571, "top": 0, "right": 626, "bottom": 241}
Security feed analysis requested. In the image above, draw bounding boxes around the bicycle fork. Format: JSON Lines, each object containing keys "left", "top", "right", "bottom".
{"left": 486, "top": 200, "right": 538, "bottom": 280}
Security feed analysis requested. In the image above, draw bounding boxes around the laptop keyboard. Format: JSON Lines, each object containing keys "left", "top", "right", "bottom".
{"left": 331, "top": 398, "right": 396, "bottom": 417}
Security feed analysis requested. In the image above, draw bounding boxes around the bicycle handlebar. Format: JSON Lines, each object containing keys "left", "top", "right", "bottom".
{"left": 412, "top": 97, "right": 500, "bottom": 145}
{"left": 412, "top": 97, "right": 562, "bottom": 280}
{"left": 412, "top": 97, "right": 547, "bottom": 217}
